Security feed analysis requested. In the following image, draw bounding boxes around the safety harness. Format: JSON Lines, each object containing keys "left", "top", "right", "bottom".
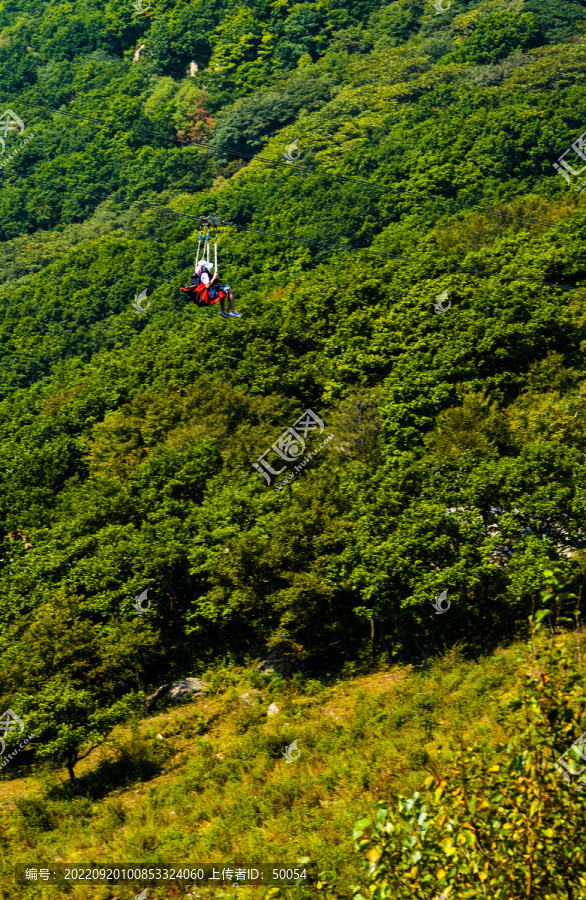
{"left": 180, "top": 217, "right": 225, "bottom": 306}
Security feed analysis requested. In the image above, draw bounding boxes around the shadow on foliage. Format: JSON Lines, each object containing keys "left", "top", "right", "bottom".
{"left": 44, "top": 729, "right": 170, "bottom": 802}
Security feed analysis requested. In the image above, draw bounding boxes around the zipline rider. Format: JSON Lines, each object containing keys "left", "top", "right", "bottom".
{"left": 180, "top": 217, "right": 243, "bottom": 319}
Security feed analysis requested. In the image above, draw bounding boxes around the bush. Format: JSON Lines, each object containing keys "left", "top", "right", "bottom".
{"left": 347, "top": 583, "right": 586, "bottom": 899}
{"left": 15, "top": 797, "right": 60, "bottom": 833}
{"left": 419, "top": 34, "right": 454, "bottom": 62}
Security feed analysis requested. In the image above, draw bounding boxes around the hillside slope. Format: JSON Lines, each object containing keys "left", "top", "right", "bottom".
{"left": 1, "top": 0, "right": 586, "bottom": 896}
{"left": 0, "top": 647, "right": 527, "bottom": 899}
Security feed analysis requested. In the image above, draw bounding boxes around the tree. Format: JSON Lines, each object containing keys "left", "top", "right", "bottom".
{"left": 347, "top": 577, "right": 586, "bottom": 899}
{"left": 447, "top": 11, "right": 539, "bottom": 66}
{"left": 524, "top": 0, "right": 586, "bottom": 45}
{"left": 16, "top": 681, "right": 140, "bottom": 782}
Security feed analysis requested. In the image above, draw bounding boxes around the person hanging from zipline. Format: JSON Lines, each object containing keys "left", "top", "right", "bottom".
{"left": 180, "top": 217, "right": 243, "bottom": 319}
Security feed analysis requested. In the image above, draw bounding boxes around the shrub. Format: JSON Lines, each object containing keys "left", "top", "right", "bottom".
{"left": 348, "top": 585, "right": 586, "bottom": 899}
{"left": 14, "top": 797, "right": 60, "bottom": 833}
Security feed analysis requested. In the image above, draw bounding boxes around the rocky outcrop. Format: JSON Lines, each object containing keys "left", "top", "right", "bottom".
{"left": 257, "top": 645, "right": 296, "bottom": 677}
{"left": 240, "top": 690, "right": 262, "bottom": 708}
{"left": 146, "top": 678, "right": 209, "bottom": 710}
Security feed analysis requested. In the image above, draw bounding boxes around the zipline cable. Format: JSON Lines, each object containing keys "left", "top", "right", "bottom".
{"left": 132, "top": 201, "right": 586, "bottom": 295}
{"left": 4, "top": 163, "right": 585, "bottom": 295}
{"left": 2, "top": 94, "right": 582, "bottom": 236}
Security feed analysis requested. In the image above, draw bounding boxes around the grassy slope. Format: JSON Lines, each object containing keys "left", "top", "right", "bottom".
{"left": 1, "top": 645, "right": 520, "bottom": 900}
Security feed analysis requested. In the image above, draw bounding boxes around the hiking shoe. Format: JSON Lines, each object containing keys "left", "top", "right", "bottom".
{"left": 229, "top": 310, "right": 243, "bottom": 318}
{"left": 219, "top": 310, "right": 230, "bottom": 319}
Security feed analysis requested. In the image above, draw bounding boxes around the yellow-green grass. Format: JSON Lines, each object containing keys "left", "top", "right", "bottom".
{"left": 1, "top": 647, "right": 519, "bottom": 900}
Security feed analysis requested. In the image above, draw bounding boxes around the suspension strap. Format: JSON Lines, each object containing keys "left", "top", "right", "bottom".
{"left": 213, "top": 223, "right": 218, "bottom": 277}
{"left": 205, "top": 221, "right": 210, "bottom": 266}
{"left": 194, "top": 225, "right": 203, "bottom": 270}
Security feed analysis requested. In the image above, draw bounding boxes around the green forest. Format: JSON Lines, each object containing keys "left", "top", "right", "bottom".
{"left": 1, "top": 0, "right": 586, "bottom": 896}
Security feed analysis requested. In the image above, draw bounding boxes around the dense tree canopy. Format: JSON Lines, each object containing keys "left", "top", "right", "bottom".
{"left": 0, "top": 0, "right": 585, "bottom": 803}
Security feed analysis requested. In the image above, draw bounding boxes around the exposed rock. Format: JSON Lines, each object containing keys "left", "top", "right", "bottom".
{"left": 267, "top": 702, "right": 280, "bottom": 717}
{"left": 145, "top": 684, "right": 170, "bottom": 710}
{"left": 145, "top": 678, "right": 209, "bottom": 710}
{"left": 240, "top": 690, "right": 262, "bottom": 708}
{"left": 257, "top": 645, "right": 296, "bottom": 677}
{"left": 167, "top": 678, "right": 210, "bottom": 702}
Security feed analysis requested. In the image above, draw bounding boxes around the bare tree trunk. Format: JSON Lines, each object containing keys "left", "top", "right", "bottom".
{"left": 66, "top": 754, "right": 77, "bottom": 783}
